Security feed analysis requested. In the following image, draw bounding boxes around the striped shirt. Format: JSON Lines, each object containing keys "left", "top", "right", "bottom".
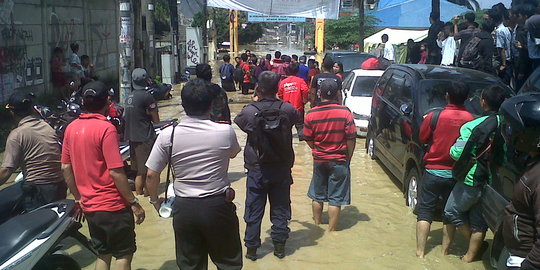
{"left": 304, "top": 102, "right": 356, "bottom": 162}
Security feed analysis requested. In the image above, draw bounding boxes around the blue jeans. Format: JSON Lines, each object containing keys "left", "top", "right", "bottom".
{"left": 244, "top": 168, "right": 292, "bottom": 248}
{"left": 415, "top": 171, "right": 455, "bottom": 223}
{"left": 444, "top": 181, "right": 488, "bottom": 232}
{"left": 308, "top": 161, "right": 351, "bottom": 206}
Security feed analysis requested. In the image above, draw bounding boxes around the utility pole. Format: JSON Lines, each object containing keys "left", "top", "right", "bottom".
{"left": 358, "top": 0, "right": 365, "bottom": 52}
{"left": 143, "top": 0, "right": 156, "bottom": 76}
{"left": 169, "top": 0, "right": 179, "bottom": 82}
{"left": 119, "top": 0, "right": 134, "bottom": 105}
{"left": 432, "top": 0, "right": 440, "bottom": 17}
{"left": 202, "top": 0, "right": 209, "bottom": 63}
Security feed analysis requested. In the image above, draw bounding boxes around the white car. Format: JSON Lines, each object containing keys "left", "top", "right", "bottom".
{"left": 342, "top": 69, "right": 384, "bottom": 137}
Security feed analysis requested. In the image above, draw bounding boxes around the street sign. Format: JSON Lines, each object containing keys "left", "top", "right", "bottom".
{"left": 247, "top": 12, "right": 306, "bottom": 23}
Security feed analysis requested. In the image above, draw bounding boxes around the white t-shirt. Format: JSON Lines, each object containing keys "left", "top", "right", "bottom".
{"left": 437, "top": 36, "right": 456, "bottom": 66}
{"left": 383, "top": 42, "right": 395, "bottom": 61}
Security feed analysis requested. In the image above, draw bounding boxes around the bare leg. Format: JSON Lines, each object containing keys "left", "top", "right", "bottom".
{"left": 116, "top": 254, "right": 134, "bottom": 270}
{"left": 135, "top": 174, "right": 147, "bottom": 196}
{"left": 312, "top": 201, "right": 323, "bottom": 225}
{"left": 462, "top": 231, "right": 486, "bottom": 263}
{"left": 95, "top": 254, "right": 112, "bottom": 270}
{"left": 442, "top": 224, "right": 456, "bottom": 255}
{"left": 328, "top": 205, "right": 341, "bottom": 232}
{"left": 416, "top": 220, "right": 431, "bottom": 258}
{"left": 458, "top": 224, "right": 472, "bottom": 240}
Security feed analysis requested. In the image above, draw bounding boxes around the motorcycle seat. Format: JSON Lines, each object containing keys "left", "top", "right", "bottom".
{"left": 0, "top": 207, "right": 58, "bottom": 265}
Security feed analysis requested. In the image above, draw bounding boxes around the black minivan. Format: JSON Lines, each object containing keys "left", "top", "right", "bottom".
{"left": 366, "top": 64, "right": 514, "bottom": 211}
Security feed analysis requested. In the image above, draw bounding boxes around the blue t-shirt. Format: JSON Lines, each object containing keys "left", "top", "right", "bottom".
{"left": 298, "top": 64, "right": 309, "bottom": 82}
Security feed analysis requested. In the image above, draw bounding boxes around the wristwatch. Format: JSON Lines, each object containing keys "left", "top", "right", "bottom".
{"left": 130, "top": 198, "right": 140, "bottom": 206}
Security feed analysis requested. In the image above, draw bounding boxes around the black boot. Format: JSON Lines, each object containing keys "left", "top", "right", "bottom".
{"left": 245, "top": 247, "right": 257, "bottom": 261}
{"left": 273, "top": 241, "right": 286, "bottom": 259}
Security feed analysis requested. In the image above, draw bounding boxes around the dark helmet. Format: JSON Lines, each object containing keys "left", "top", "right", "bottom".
{"left": 500, "top": 93, "right": 540, "bottom": 153}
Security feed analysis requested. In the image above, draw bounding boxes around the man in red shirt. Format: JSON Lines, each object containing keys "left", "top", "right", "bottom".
{"left": 307, "top": 59, "right": 320, "bottom": 85}
{"left": 278, "top": 62, "right": 309, "bottom": 140}
{"left": 240, "top": 53, "right": 253, "bottom": 95}
{"left": 415, "top": 82, "right": 473, "bottom": 258}
{"left": 304, "top": 80, "right": 356, "bottom": 232}
{"left": 271, "top": 51, "right": 284, "bottom": 73}
{"left": 61, "top": 81, "right": 145, "bottom": 270}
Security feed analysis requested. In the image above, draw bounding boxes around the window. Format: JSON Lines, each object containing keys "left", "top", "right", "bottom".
{"left": 383, "top": 74, "right": 405, "bottom": 107}
{"left": 351, "top": 76, "right": 380, "bottom": 97}
{"left": 342, "top": 0, "right": 353, "bottom": 8}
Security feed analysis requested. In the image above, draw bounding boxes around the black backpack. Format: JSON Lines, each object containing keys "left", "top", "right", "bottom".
{"left": 233, "top": 66, "right": 244, "bottom": 83}
{"left": 460, "top": 36, "right": 482, "bottom": 68}
{"left": 249, "top": 101, "right": 294, "bottom": 167}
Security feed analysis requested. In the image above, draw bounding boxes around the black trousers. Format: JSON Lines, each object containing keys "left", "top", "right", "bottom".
{"left": 22, "top": 181, "right": 67, "bottom": 211}
{"left": 173, "top": 194, "right": 242, "bottom": 270}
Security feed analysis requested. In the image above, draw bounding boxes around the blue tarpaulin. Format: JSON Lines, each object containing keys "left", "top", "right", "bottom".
{"left": 370, "top": 0, "right": 471, "bottom": 28}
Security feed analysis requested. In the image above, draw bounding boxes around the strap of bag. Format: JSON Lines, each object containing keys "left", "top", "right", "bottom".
{"left": 164, "top": 123, "right": 177, "bottom": 198}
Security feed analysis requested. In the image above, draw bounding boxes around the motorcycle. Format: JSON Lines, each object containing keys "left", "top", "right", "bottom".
{"left": 146, "top": 77, "right": 172, "bottom": 101}
{"left": 0, "top": 199, "right": 96, "bottom": 270}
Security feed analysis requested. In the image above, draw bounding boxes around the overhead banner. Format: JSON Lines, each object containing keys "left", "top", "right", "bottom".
{"left": 208, "top": 0, "right": 340, "bottom": 20}
{"left": 248, "top": 12, "right": 306, "bottom": 23}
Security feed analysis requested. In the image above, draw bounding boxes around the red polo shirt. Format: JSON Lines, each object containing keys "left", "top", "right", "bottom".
{"left": 304, "top": 102, "right": 356, "bottom": 162}
{"left": 61, "top": 113, "right": 127, "bottom": 212}
{"left": 278, "top": 75, "right": 309, "bottom": 113}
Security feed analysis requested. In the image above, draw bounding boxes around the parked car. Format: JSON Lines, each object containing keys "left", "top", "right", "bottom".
{"left": 342, "top": 68, "right": 384, "bottom": 137}
{"left": 366, "top": 64, "right": 514, "bottom": 208}
{"left": 324, "top": 51, "right": 377, "bottom": 77}
{"left": 518, "top": 66, "right": 540, "bottom": 94}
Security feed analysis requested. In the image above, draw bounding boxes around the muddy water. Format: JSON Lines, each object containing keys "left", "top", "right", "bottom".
{"left": 67, "top": 87, "right": 492, "bottom": 270}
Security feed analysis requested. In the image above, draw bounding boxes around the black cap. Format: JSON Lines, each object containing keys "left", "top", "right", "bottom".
{"left": 320, "top": 79, "right": 339, "bottom": 99}
{"left": 5, "top": 91, "right": 34, "bottom": 112}
{"left": 82, "top": 81, "right": 109, "bottom": 100}
{"left": 132, "top": 68, "right": 149, "bottom": 90}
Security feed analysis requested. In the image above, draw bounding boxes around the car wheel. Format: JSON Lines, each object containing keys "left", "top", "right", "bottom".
{"left": 405, "top": 168, "right": 420, "bottom": 210}
{"left": 496, "top": 247, "right": 509, "bottom": 270}
{"left": 367, "top": 137, "right": 376, "bottom": 160}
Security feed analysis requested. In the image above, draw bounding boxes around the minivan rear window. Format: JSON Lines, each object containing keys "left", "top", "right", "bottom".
{"left": 418, "top": 79, "right": 510, "bottom": 117}
{"left": 351, "top": 76, "right": 379, "bottom": 97}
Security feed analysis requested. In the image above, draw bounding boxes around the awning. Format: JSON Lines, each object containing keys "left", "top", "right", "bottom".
{"left": 370, "top": 0, "right": 471, "bottom": 28}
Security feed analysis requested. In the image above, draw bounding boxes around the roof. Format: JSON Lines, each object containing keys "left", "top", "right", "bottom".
{"left": 364, "top": 28, "right": 428, "bottom": 45}
{"left": 369, "top": 0, "right": 470, "bottom": 28}
{"left": 393, "top": 64, "right": 504, "bottom": 84}
{"left": 351, "top": 69, "right": 385, "bottom": 76}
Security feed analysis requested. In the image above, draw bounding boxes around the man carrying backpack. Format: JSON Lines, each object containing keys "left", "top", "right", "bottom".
{"left": 220, "top": 55, "right": 236, "bottom": 92}
{"left": 415, "top": 82, "right": 474, "bottom": 258}
{"left": 460, "top": 21, "right": 496, "bottom": 74}
{"left": 234, "top": 71, "right": 301, "bottom": 261}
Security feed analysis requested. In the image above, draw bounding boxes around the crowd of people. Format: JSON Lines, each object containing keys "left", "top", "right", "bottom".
{"left": 402, "top": 2, "right": 540, "bottom": 90}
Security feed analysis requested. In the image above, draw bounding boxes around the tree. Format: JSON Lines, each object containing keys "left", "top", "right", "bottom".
{"left": 153, "top": 0, "right": 170, "bottom": 37}
{"left": 193, "top": 9, "right": 264, "bottom": 45}
{"left": 325, "top": 13, "right": 379, "bottom": 49}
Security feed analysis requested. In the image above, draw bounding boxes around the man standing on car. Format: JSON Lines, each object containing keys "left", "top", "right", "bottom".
{"left": 309, "top": 58, "right": 342, "bottom": 107}
{"left": 278, "top": 62, "right": 309, "bottom": 140}
{"left": 444, "top": 85, "right": 507, "bottom": 263}
{"left": 125, "top": 68, "right": 160, "bottom": 196}
{"left": 146, "top": 78, "right": 243, "bottom": 270}
{"left": 235, "top": 71, "right": 301, "bottom": 261}
{"left": 501, "top": 93, "right": 540, "bottom": 270}
{"left": 415, "top": 82, "right": 474, "bottom": 258}
{"left": 0, "top": 92, "right": 66, "bottom": 211}
{"left": 62, "top": 81, "right": 145, "bottom": 270}
{"left": 304, "top": 80, "right": 356, "bottom": 232}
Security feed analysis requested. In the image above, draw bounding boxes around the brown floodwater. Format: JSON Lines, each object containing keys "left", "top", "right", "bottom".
{"left": 61, "top": 87, "right": 495, "bottom": 270}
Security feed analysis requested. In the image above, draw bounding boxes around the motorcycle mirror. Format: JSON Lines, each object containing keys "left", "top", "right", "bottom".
{"left": 400, "top": 103, "right": 413, "bottom": 116}
{"left": 109, "top": 88, "right": 115, "bottom": 96}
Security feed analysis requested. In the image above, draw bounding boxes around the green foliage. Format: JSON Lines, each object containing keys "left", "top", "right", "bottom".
{"left": 193, "top": 9, "right": 263, "bottom": 45}
{"left": 154, "top": 0, "right": 171, "bottom": 37}
{"left": 325, "top": 14, "right": 380, "bottom": 49}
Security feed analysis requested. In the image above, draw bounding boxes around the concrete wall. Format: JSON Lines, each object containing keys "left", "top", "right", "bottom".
{"left": 0, "top": 0, "right": 119, "bottom": 103}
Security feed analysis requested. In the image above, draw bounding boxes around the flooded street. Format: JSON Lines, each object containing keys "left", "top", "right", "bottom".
{"left": 62, "top": 86, "right": 495, "bottom": 270}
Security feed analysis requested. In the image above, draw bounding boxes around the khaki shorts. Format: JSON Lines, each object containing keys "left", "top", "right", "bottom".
{"left": 130, "top": 142, "right": 152, "bottom": 175}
